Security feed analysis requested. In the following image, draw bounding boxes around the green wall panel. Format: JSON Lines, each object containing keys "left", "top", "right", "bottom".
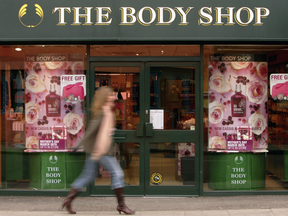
{"left": 208, "top": 152, "right": 265, "bottom": 190}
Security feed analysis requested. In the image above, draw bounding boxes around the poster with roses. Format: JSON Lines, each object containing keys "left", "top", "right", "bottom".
{"left": 208, "top": 54, "right": 268, "bottom": 151}
{"left": 25, "top": 54, "right": 85, "bottom": 149}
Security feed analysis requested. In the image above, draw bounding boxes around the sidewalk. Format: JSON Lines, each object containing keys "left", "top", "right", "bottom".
{"left": 0, "top": 195, "right": 288, "bottom": 215}
{"left": 0, "top": 209, "right": 287, "bottom": 216}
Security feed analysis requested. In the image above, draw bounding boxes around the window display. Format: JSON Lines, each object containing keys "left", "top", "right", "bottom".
{"left": 204, "top": 45, "right": 288, "bottom": 192}
{"left": 0, "top": 45, "right": 87, "bottom": 190}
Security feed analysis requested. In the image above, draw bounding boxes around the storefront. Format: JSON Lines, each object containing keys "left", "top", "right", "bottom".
{"left": 0, "top": 0, "right": 288, "bottom": 196}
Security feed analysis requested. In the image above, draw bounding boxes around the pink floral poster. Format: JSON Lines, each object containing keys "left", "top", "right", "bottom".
{"left": 208, "top": 55, "right": 268, "bottom": 151}
{"left": 25, "top": 54, "right": 85, "bottom": 149}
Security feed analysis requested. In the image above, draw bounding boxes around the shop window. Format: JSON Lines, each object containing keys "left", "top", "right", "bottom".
{"left": 204, "top": 45, "right": 288, "bottom": 192}
{"left": 0, "top": 45, "right": 87, "bottom": 190}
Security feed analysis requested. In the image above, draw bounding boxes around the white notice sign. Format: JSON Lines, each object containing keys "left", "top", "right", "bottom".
{"left": 150, "top": 109, "right": 164, "bottom": 129}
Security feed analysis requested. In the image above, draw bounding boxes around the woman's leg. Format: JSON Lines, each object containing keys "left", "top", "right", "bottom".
{"left": 71, "top": 157, "right": 98, "bottom": 190}
{"left": 63, "top": 157, "right": 98, "bottom": 214}
{"left": 99, "top": 156, "right": 124, "bottom": 189}
{"left": 99, "top": 156, "right": 135, "bottom": 215}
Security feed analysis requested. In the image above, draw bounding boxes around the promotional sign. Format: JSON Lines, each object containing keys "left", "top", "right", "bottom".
{"left": 270, "top": 74, "right": 288, "bottom": 100}
{"left": 208, "top": 55, "right": 268, "bottom": 151}
{"left": 39, "top": 139, "right": 66, "bottom": 150}
{"left": 61, "top": 75, "right": 86, "bottom": 104}
{"left": 25, "top": 54, "right": 85, "bottom": 149}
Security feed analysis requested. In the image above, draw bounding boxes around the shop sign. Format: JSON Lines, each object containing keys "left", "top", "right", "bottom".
{"left": 0, "top": 1, "right": 286, "bottom": 41}
{"left": 208, "top": 54, "right": 268, "bottom": 151}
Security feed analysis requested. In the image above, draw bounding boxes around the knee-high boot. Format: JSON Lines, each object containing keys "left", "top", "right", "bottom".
{"left": 114, "top": 188, "right": 135, "bottom": 215}
{"left": 62, "top": 188, "right": 78, "bottom": 214}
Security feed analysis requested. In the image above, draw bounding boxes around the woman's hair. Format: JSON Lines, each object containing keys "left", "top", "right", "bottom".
{"left": 91, "top": 86, "right": 113, "bottom": 118}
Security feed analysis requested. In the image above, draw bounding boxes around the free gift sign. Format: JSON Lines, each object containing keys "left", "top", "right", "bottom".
{"left": 61, "top": 75, "right": 86, "bottom": 104}
{"left": 270, "top": 74, "right": 288, "bottom": 100}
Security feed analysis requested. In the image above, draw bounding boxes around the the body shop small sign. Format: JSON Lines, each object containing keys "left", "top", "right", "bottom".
{"left": 39, "top": 139, "right": 66, "bottom": 150}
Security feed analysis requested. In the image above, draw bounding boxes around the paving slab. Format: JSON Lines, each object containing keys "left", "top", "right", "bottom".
{"left": 228, "top": 209, "right": 275, "bottom": 216}
{"left": 271, "top": 208, "right": 288, "bottom": 216}
{"left": 0, "top": 211, "right": 11, "bottom": 216}
{"left": 185, "top": 210, "right": 229, "bottom": 216}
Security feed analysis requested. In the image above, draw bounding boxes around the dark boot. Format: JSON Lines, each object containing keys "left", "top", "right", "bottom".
{"left": 114, "top": 188, "right": 135, "bottom": 215}
{"left": 62, "top": 188, "right": 78, "bottom": 214}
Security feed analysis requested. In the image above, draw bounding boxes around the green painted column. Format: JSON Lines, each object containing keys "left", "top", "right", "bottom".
{"left": 6, "top": 148, "right": 29, "bottom": 181}
{"left": 66, "top": 152, "right": 85, "bottom": 188}
{"left": 208, "top": 152, "right": 265, "bottom": 190}
{"left": 29, "top": 153, "right": 41, "bottom": 189}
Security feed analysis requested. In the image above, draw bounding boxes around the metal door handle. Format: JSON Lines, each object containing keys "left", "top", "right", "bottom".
{"left": 145, "top": 123, "right": 153, "bottom": 137}
{"left": 113, "top": 133, "right": 126, "bottom": 140}
{"left": 136, "top": 123, "right": 144, "bottom": 137}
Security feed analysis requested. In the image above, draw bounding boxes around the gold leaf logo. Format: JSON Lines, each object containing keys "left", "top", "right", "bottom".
{"left": 19, "top": 4, "right": 44, "bottom": 27}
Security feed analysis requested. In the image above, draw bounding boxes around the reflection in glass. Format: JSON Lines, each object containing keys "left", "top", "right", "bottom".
{"left": 95, "top": 67, "right": 140, "bottom": 130}
{"left": 150, "top": 67, "right": 195, "bottom": 130}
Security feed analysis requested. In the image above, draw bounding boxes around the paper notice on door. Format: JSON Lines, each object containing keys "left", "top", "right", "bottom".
{"left": 150, "top": 109, "right": 164, "bottom": 129}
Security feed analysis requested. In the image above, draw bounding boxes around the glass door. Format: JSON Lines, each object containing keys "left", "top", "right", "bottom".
{"left": 89, "top": 61, "right": 201, "bottom": 196}
{"left": 89, "top": 62, "right": 145, "bottom": 195}
{"left": 144, "top": 62, "right": 200, "bottom": 196}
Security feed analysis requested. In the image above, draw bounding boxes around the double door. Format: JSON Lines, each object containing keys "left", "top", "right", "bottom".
{"left": 88, "top": 61, "right": 201, "bottom": 196}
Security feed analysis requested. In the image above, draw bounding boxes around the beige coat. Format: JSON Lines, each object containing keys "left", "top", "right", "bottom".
{"left": 75, "top": 112, "right": 114, "bottom": 158}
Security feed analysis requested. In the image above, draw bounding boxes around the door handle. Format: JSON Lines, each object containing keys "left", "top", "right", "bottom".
{"left": 113, "top": 133, "right": 126, "bottom": 140}
{"left": 136, "top": 123, "right": 144, "bottom": 137}
{"left": 145, "top": 123, "right": 153, "bottom": 137}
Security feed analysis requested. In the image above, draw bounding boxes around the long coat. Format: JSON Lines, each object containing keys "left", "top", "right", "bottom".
{"left": 75, "top": 113, "right": 114, "bottom": 156}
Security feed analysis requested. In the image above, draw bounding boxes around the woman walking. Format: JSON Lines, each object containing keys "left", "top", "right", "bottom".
{"left": 62, "top": 86, "right": 135, "bottom": 215}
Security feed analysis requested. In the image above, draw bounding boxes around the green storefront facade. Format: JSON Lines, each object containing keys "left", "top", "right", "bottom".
{"left": 0, "top": 0, "right": 288, "bottom": 197}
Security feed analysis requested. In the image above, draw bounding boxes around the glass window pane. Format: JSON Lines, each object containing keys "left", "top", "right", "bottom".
{"left": 95, "top": 66, "right": 140, "bottom": 130}
{"left": 203, "top": 45, "right": 288, "bottom": 192}
{"left": 150, "top": 66, "right": 195, "bottom": 130}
